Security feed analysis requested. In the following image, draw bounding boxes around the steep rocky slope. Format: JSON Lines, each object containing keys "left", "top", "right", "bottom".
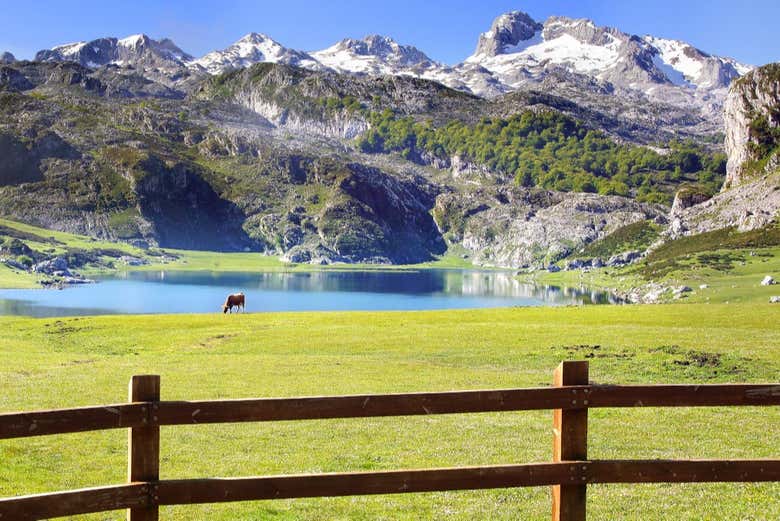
{"left": 671, "top": 63, "right": 780, "bottom": 238}
{"left": 435, "top": 186, "right": 664, "bottom": 267}
{"left": 723, "top": 64, "right": 780, "bottom": 188}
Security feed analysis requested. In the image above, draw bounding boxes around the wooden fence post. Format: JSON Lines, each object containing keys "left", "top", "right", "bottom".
{"left": 128, "top": 375, "right": 160, "bottom": 521}
{"left": 552, "top": 361, "right": 588, "bottom": 521}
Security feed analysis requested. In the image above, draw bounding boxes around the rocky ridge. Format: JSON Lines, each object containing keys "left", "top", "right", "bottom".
{"left": 28, "top": 9, "right": 753, "bottom": 135}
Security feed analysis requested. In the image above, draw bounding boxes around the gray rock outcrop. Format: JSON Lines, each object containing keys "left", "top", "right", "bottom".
{"left": 724, "top": 64, "right": 780, "bottom": 189}
{"left": 472, "top": 11, "right": 543, "bottom": 59}
{"left": 434, "top": 187, "right": 664, "bottom": 268}
{"left": 32, "top": 257, "right": 71, "bottom": 276}
{"left": 670, "top": 63, "right": 780, "bottom": 237}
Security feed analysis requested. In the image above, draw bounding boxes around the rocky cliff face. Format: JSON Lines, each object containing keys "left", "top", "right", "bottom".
{"left": 132, "top": 156, "right": 254, "bottom": 251}
{"left": 471, "top": 11, "right": 543, "bottom": 59}
{"left": 669, "top": 63, "right": 780, "bottom": 238}
{"left": 724, "top": 64, "right": 780, "bottom": 188}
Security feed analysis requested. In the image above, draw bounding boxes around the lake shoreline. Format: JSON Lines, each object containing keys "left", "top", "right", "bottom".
{"left": 0, "top": 269, "right": 620, "bottom": 318}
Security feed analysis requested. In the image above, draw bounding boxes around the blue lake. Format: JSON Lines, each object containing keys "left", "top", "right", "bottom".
{"left": 0, "top": 270, "right": 621, "bottom": 317}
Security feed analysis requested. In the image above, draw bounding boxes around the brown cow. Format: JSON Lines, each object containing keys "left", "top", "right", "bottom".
{"left": 222, "top": 293, "right": 245, "bottom": 314}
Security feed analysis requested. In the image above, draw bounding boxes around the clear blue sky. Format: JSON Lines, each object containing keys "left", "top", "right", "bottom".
{"left": 1, "top": 0, "right": 777, "bottom": 66}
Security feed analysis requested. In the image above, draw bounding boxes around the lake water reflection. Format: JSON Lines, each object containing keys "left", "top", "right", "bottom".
{"left": 0, "top": 270, "right": 622, "bottom": 318}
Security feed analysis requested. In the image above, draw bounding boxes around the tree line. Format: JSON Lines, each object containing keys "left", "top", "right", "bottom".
{"left": 357, "top": 109, "right": 726, "bottom": 204}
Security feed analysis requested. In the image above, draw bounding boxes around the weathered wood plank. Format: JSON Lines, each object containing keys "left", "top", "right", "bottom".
{"left": 155, "top": 384, "right": 780, "bottom": 426}
{"left": 2, "top": 384, "right": 778, "bottom": 440}
{"left": 586, "top": 384, "right": 780, "bottom": 408}
{"left": 552, "top": 361, "right": 588, "bottom": 521}
{"left": 0, "top": 483, "right": 149, "bottom": 520}
{"left": 153, "top": 459, "right": 780, "bottom": 507}
{"left": 2, "top": 460, "right": 777, "bottom": 519}
{"left": 128, "top": 375, "right": 159, "bottom": 521}
{"left": 155, "top": 388, "right": 582, "bottom": 425}
{"left": 156, "top": 463, "right": 581, "bottom": 505}
{"left": 588, "top": 459, "right": 780, "bottom": 484}
{"left": 0, "top": 403, "right": 146, "bottom": 439}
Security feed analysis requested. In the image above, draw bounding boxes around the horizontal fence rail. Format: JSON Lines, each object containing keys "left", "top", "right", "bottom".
{"left": 3, "top": 460, "right": 780, "bottom": 520}
{"left": 0, "top": 483, "right": 151, "bottom": 520}
{"left": 2, "top": 384, "right": 779, "bottom": 440}
{"left": 0, "top": 362, "right": 778, "bottom": 520}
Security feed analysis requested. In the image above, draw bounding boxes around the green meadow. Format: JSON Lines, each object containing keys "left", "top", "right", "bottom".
{"left": 1, "top": 305, "right": 779, "bottom": 520}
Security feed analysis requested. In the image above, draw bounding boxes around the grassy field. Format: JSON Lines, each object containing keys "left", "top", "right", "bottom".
{"left": 0, "top": 263, "right": 40, "bottom": 289}
{"left": 1, "top": 304, "right": 779, "bottom": 520}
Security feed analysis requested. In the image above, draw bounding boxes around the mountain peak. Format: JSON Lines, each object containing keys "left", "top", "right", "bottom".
{"left": 189, "top": 33, "right": 320, "bottom": 74}
{"left": 313, "top": 34, "right": 435, "bottom": 72}
{"left": 118, "top": 34, "right": 148, "bottom": 48}
{"left": 1, "top": 51, "right": 15, "bottom": 63}
{"left": 472, "top": 11, "right": 543, "bottom": 59}
{"left": 238, "top": 32, "right": 275, "bottom": 43}
{"left": 36, "top": 34, "right": 192, "bottom": 68}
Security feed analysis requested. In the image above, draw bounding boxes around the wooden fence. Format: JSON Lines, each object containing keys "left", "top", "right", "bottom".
{"left": 0, "top": 361, "right": 779, "bottom": 520}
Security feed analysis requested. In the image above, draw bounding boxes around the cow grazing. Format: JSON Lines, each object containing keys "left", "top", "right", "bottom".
{"left": 222, "top": 293, "right": 245, "bottom": 314}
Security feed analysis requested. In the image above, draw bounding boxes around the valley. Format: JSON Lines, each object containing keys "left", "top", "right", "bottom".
{"left": 0, "top": 6, "right": 779, "bottom": 520}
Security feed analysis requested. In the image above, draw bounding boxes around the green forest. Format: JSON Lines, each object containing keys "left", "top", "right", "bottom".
{"left": 357, "top": 109, "right": 726, "bottom": 204}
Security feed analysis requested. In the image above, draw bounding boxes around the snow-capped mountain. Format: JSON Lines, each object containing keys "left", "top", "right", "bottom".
{"left": 32, "top": 11, "right": 754, "bottom": 126}
{"left": 463, "top": 12, "right": 751, "bottom": 96}
{"left": 310, "top": 34, "right": 474, "bottom": 90}
{"left": 35, "top": 34, "right": 192, "bottom": 70}
{"left": 644, "top": 35, "right": 752, "bottom": 89}
{"left": 189, "top": 33, "right": 322, "bottom": 74}
{"left": 1, "top": 52, "right": 15, "bottom": 64}
{"left": 312, "top": 35, "right": 434, "bottom": 74}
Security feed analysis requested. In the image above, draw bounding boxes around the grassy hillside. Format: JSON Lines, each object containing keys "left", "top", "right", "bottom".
{"left": 527, "top": 222, "right": 780, "bottom": 304}
{"left": 0, "top": 218, "right": 474, "bottom": 289}
{"left": 1, "top": 305, "right": 778, "bottom": 520}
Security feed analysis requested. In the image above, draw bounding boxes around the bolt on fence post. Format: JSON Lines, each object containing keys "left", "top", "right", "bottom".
{"left": 552, "top": 361, "right": 588, "bottom": 521}
{"left": 128, "top": 375, "right": 160, "bottom": 521}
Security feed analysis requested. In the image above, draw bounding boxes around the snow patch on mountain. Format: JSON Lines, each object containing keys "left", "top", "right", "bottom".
{"left": 190, "top": 33, "right": 321, "bottom": 74}
{"left": 51, "top": 41, "right": 88, "bottom": 58}
{"left": 482, "top": 32, "right": 623, "bottom": 77}
{"left": 118, "top": 34, "right": 145, "bottom": 48}
{"left": 651, "top": 54, "right": 694, "bottom": 88}
{"left": 311, "top": 35, "right": 437, "bottom": 75}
